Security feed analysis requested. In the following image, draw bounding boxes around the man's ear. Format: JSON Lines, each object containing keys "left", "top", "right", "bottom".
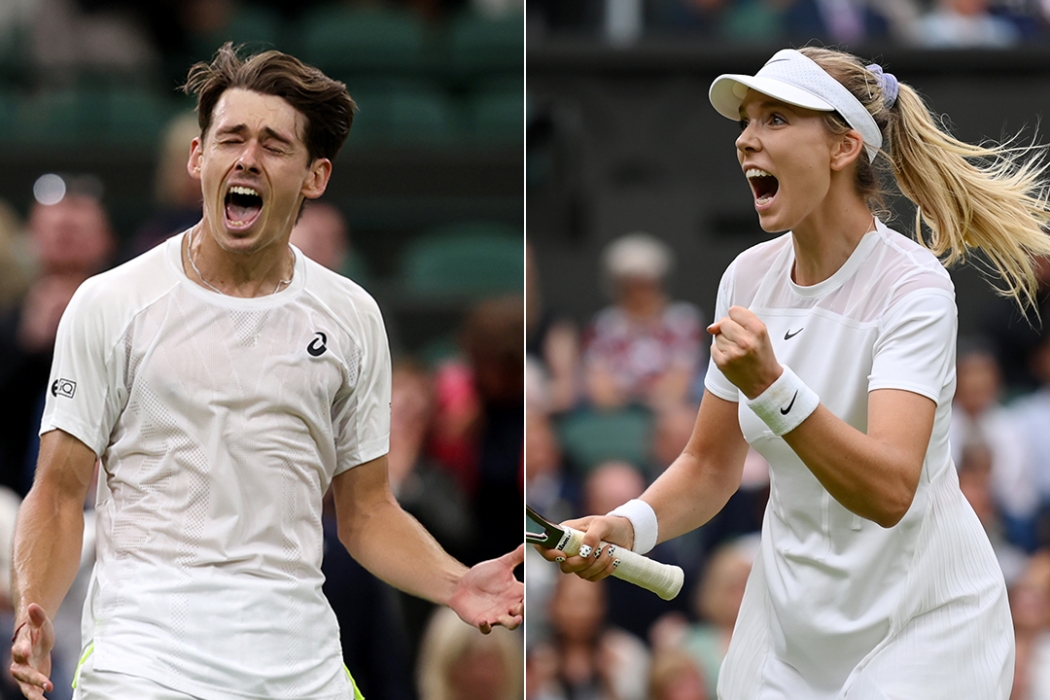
{"left": 830, "top": 129, "right": 865, "bottom": 172}
{"left": 302, "top": 158, "right": 333, "bottom": 200}
{"left": 187, "top": 137, "right": 203, "bottom": 180}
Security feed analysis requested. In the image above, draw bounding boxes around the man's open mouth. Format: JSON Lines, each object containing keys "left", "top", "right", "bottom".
{"left": 225, "top": 185, "right": 263, "bottom": 228}
{"left": 746, "top": 168, "right": 779, "bottom": 206}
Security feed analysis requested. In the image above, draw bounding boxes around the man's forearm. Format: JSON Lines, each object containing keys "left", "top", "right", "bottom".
{"left": 12, "top": 487, "right": 86, "bottom": 623}
{"left": 339, "top": 497, "right": 466, "bottom": 606}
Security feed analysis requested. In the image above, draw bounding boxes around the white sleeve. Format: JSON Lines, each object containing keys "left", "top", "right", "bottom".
{"left": 332, "top": 298, "right": 391, "bottom": 473}
{"left": 703, "top": 261, "right": 740, "bottom": 403}
{"left": 40, "top": 279, "right": 127, "bottom": 457}
{"left": 868, "top": 289, "right": 956, "bottom": 404}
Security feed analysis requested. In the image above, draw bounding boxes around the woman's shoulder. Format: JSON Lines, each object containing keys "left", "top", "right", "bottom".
{"left": 870, "top": 223, "right": 954, "bottom": 298}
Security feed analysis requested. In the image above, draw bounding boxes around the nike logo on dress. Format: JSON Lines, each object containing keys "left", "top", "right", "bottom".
{"left": 784, "top": 328, "right": 804, "bottom": 340}
{"left": 307, "top": 332, "right": 328, "bottom": 357}
{"left": 780, "top": 391, "right": 798, "bottom": 415}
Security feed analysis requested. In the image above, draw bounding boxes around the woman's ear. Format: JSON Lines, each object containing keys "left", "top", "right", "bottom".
{"left": 830, "top": 130, "right": 865, "bottom": 172}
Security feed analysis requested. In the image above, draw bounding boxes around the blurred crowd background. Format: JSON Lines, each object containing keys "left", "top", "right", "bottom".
{"left": 526, "top": 4, "right": 1050, "bottom": 700}
{"left": 528, "top": 0, "right": 1050, "bottom": 47}
{"left": 0, "top": 1, "right": 524, "bottom": 699}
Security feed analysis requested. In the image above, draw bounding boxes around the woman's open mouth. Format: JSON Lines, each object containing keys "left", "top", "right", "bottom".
{"left": 224, "top": 185, "right": 263, "bottom": 229}
{"left": 746, "top": 168, "right": 779, "bottom": 207}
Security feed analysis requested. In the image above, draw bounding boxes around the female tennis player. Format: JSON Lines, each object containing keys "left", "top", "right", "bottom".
{"left": 541, "top": 47, "right": 1050, "bottom": 698}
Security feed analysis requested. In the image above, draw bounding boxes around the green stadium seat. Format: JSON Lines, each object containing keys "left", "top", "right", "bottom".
{"left": 465, "top": 79, "right": 523, "bottom": 142}
{"left": 299, "top": 5, "right": 427, "bottom": 79}
{"left": 400, "top": 222, "right": 523, "bottom": 298}
{"left": 348, "top": 81, "right": 457, "bottom": 145}
{"left": 187, "top": 5, "right": 285, "bottom": 61}
{"left": 14, "top": 87, "right": 174, "bottom": 146}
{"left": 445, "top": 10, "right": 523, "bottom": 78}
{"left": 556, "top": 407, "right": 653, "bottom": 473}
{"left": 105, "top": 90, "right": 175, "bottom": 144}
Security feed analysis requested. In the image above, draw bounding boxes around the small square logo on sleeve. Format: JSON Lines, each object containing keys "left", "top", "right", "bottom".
{"left": 51, "top": 378, "right": 77, "bottom": 398}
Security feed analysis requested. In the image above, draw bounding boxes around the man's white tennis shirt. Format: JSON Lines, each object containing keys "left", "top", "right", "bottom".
{"left": 41, "top": 230, "right": 391, "bottom": 700}
{"left": 705, "top": 220, "right": 1012, "bottom": 698}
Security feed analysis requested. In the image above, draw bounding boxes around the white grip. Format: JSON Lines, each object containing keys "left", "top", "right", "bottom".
{"left": 557, "top": 526, "right": 684, "bottom": 601}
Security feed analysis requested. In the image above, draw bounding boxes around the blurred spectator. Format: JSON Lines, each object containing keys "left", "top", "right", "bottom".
{"left": 651, "top": 534, "right": 759, "bottom": 699}
{"left": 958, "top": 440, "right": 1029, "bottom": 584}
{"left": 582, "top": 460, "right": 696, "bottom": 641}
{"left": 416, "top": 607, "right": 524, "bottom": 700}
{"left": 951, "top": 340, "right": 1038, "bottom": 549}
{"left": 647, "top": 0, "right": 729, "bottom": 37}
{"left": 472, "top": 0, "right": 524, "bottom": 19}
{"left": 389, "top": 361, "right": 474, "bottom": 560}
{"left": 290, "top": 200, "right": 351, "bottom": 274}
{"left": 529, "top": 574, "right": 650, "bottom": 700}
{"left": 527, "top": 241, "right": 581, "bottom": 415}
{"left": 125, "top": 111, "right": 203, "bottom": 259}
{"left": 583, "top": 233, "right": 704, "bottom": 412}
{"left": 649, "top": 402, "right": 698, "bottom": 478}
{"left": 1010, "top": 551, "right": 1050, "bottom": 700}
{"left": 0, "top": 192, "right": 115, "bottom": 496}
{"left": 525, "top": 409, "right": 578, "bottom": 525}
{"left": 917, "top": 0, "right": 1020, "bottom": 46}
{"left": 32, "top": 0, "right": 159, "bottom": 75}
{"left": 0, "top": 199, "right": 30, "bottom": 314}
{"left": 386, "top": 360, "right": 477, "bottom": 666}
{"left": 1014, "top": 334, "right": 1050, "bottom": 547}
{"left": 430, "top": 295, "right": 524, "bottom": 564}
{"left": 584, "top": 459, "right": 646, "bottom": 515}
{"left": 983, "top": 256, "right": 1050, "bottom": 394}
{"left": 646, "top": 647, "right": 710, "bottom": 700}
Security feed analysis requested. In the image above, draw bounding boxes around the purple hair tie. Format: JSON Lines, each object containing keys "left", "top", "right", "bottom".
{"left": 866, "top": 63, "right": 898, "bottom": 109}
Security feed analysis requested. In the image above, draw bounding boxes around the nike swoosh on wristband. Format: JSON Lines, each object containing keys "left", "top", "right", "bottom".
{"left": 784, "top": 328, "right": 804, "bottom": 340}
{"left": 780, "top": 391, "right": 798, "bottom": 415}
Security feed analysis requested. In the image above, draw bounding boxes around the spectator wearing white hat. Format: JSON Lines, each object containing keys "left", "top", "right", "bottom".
{"left": 582, "top": 232, "right": 705, "bottom": 411}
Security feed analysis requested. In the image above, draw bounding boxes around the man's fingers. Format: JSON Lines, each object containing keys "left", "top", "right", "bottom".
{"left": 26, "top": 603, "right": 48, "bottom": 627}
{"left": 503, "top": 543, "right": 525, "bottom": 568}
{"left": 11, "top": 664, "right": 52, "bottom": 693}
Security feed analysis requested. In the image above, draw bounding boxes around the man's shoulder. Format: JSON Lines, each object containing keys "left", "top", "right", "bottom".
{"left": 300, "top": 256, "right": 385, "bottom": 326}
{"left": 70, "top": 236, "right": 182, "bottom": 323}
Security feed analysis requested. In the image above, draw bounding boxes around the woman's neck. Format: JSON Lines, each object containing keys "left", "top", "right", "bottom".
{"left": 789, "top": 195, "right": 874, "bottom": 287}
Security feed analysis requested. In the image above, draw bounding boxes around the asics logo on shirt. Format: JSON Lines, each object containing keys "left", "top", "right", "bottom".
{"left": 51, "top": 378, "right": 77, "bottom": 398}
{"left": 780, "top": 391, "right": 798, "bottom": 415}
{"left": 784, "top": 328, "right": 804, "bottom": 340}
{"left": 307, "top": 332, "right": 328, "bottom": 357}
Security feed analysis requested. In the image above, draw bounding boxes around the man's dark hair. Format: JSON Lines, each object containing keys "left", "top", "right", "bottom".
{"left": 183, "top": 43, "right": 356, "bottom": 163}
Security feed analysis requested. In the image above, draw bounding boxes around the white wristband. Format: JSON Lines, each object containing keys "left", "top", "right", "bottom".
{"left": 746, "top": 365, "right": 819, "bottom": 436}
{"left": 607, "top": 499, "right": 658, "bottom": 554}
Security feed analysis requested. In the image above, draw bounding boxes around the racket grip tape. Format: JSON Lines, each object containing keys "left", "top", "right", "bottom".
{"left": 559, "top": 526, "right": 684, "bottom": 601}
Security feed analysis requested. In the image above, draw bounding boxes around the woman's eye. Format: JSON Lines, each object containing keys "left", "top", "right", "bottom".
{"left": 770, "top": 114, "right": 786, "bottom": 125}
{"left": 738, "top": 119, "right": 748, "bottom": 131}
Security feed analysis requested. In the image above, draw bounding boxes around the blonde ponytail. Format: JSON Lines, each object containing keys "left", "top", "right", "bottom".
{"left": 801, "top": 46, "right": 1050, "bottom": 311}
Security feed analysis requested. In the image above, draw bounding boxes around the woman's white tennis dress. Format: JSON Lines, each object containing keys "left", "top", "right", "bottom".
{"left": 704, "top": 220, "right": 1013, "bottom": 700}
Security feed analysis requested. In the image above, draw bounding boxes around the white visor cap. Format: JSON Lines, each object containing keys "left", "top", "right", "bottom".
{"left": 709, "top": 49, "right": 882, "bottom": 162}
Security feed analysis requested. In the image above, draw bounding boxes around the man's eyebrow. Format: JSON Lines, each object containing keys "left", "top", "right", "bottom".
{"left": 215, "top": 124, "right": 295, "bottom": 144}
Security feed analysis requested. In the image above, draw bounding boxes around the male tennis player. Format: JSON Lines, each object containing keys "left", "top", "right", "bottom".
{"left": 9, "top": 44, "right": 523, "bottom": 700}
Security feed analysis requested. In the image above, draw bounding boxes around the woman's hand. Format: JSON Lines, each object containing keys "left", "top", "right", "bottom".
{"left": 708, "top": 306, "right": 783, "bottom": 399}
{"left": 533, "top": 515, "right": 634, "bottom": 582}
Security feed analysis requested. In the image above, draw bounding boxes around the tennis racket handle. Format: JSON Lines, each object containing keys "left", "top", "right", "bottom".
{"left": 559, "top": 526, "right": 684, "bottom": 601}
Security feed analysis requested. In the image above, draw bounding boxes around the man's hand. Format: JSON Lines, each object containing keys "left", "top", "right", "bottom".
{"left": 449, "top": 545, "right": 525, "bottom": 634}
{"left": 10, "top": 603, "right": 55, "bottom": 700}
